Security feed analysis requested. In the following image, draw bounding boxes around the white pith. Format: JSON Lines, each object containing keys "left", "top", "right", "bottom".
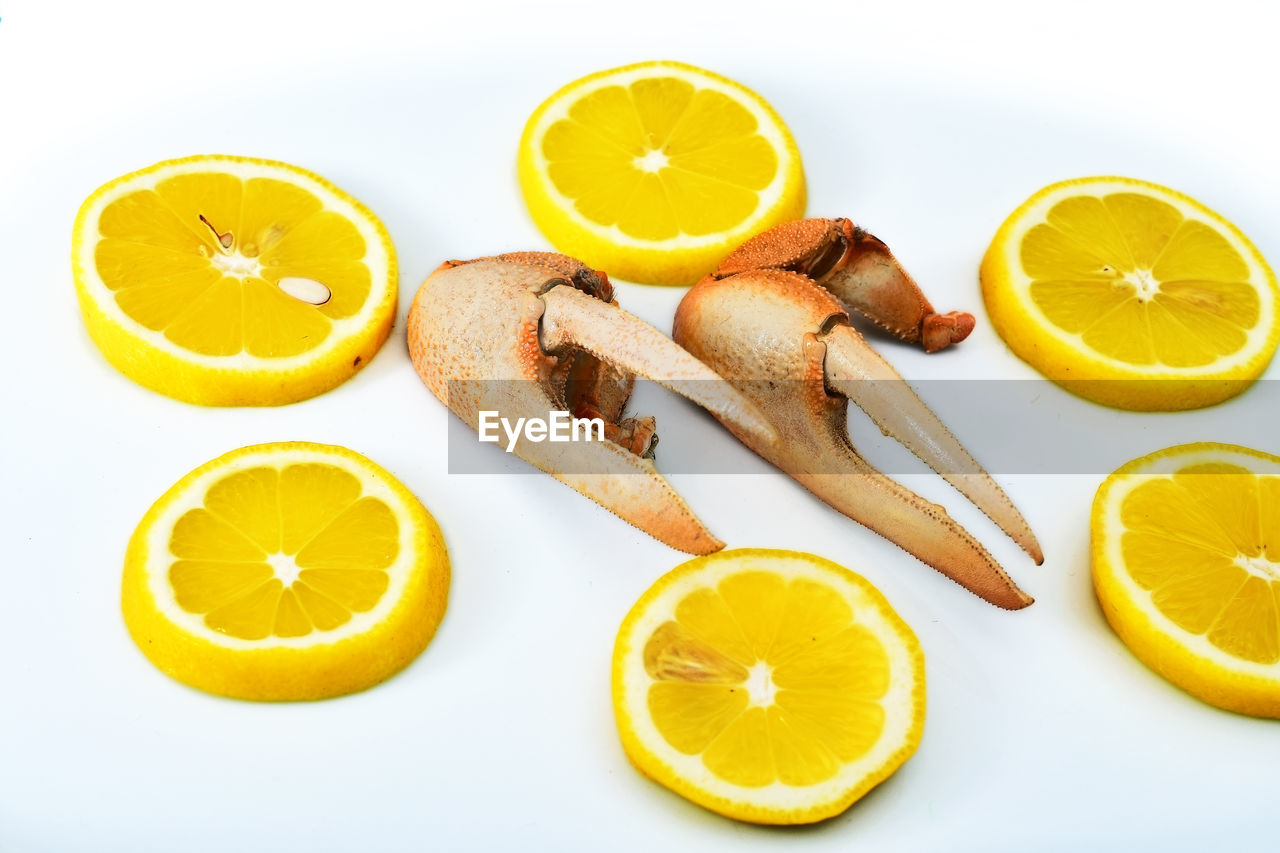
{"left": 1124, "top": 268, "right": 1160, "bottom": 301}
{"left": 527, "top": 63, "right": 798, "bottom": 250}
{"left": 996, "top": 178, "right": 1278, "bottom": 376}
{"left": 1236, "top": 553, "right": 1280, "bottom": 582}
{"left": 266, "top": 552, "right": 304, "bottom": 586}
{"left": 207, "top": 248, "right": 263, "bottom": 278}
{"left": 142, "top": 446, "right": 422, "bottom": 650}
{"left": 634, "top": 149, "right": 670, "bottom": 173}
{"left": 617, "top": 553, "right": 922, "bottom": 813}
{"left": 744, "top": 661, "right": 776, "bottom": 707}
{"left": 1099, "top": 444, "right": 1280, "bottom": 676}
{"left": 74, "top": 157, "right": 393, "bottom": 371}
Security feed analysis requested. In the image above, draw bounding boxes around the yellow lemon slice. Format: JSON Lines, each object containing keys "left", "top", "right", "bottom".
{"left": 612, "top": 549, "right": 924, "bottom": 824}
{"left": 981, "top": 177, "right": 1279, "bottom": 410}
{"left": 1092, "top": 442, "right": 1280, "bottom": 717}
{"left": 73, "top": 155, "right": 397, "bottom": 405}
{"left": 518, "top": 61, "right": 806, "bottom": 286}
{"left": 122, "top": 442, "right": 449, "bottom": 701}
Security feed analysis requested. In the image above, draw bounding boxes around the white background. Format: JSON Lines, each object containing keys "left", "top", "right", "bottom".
{"left": 2, "top": 0, "right": 1278, "bottom": 850}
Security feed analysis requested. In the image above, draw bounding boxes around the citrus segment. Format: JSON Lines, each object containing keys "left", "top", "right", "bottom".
{"left": 122, "top": 442, "right": 449, "bottom": 701}
{"left": 613, "top": 549, "right": 924, "bottom": 824}
{"left": 73, "top": 155, "right": 396, "bottom": 405}
{"left": 982, "top": 177, "right": 1279, "bottom": 410}
{"left": 1092, "top": 443, "right": 1280, "bottom": 716}
{"left": 519, "top": 61, "right": 806, "bottom": 285}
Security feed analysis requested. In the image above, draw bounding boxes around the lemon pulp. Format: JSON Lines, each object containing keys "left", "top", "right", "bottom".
{"left": 96, "top": 171, "right": 373, "bottom": 357}
{"left": 645, "top": 570, "right": 890, "bottom": 787}
{"left": 169, "top": 462, "right": 398, "bottom": 640}
{"left": 1119, "top": 462, "right": 1280, "bottom": 663}
{"left": 542, "top": 75, "right": 780, "bottom": 241}
{"left": 1023, "top": 192, "right": 1258, "bottom": 367}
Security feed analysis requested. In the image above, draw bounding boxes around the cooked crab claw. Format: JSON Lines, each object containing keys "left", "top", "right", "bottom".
{"left": 714, "top": 217, "right": 976, "bottom": 352}
{"left": 407, "top": 252, "right": 777, "bottom": 555}
{"left": 674, "top": 268, "right": 1039, "bottom": 609}
{"left": 821, "top": 322, "right": 1044, "bottom": 565}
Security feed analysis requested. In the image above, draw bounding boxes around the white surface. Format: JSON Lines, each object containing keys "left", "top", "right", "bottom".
{"left": 2, "top": 1, "right": 1278, "bottom": 850}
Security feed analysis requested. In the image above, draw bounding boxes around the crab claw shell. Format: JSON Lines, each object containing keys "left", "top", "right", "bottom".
{"left": 715, "top": 218, "right": 975, "bottom": 352}
{"left": 545, "top": 452, "right": 725, "bottom": 555}
{"left": 540, "top": 285, "right": 777, "bottom": 449}
{"left": 493, "top": 251, "right": 614, "bottom": 302}
{"left": 821, "top": 322, "right": 1044, "bottom": 564}
{"left": 408, "top": 256, "right": 744, "bottom": 555}
{"left": 674, "top": 269, "right": 1033, "bottom": 608}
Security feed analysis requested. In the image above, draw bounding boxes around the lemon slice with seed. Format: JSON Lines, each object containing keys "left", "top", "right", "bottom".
{"left": 122, "top": 442, "right": 449, "bottom": 701}
{"left": 73, "top": 155, "right": 396, "bottom": 405}
{"left": 981, "top": 177, "right": 1279, "bottom": 410}
{"left": 1092, "top": 443, "right": 1280, "bottom": 717}
{"left": 612, "top": 549, "right": 925, "bottom": 824}
{"left": 518, "top": 61, "right": 806, "bottom": 286}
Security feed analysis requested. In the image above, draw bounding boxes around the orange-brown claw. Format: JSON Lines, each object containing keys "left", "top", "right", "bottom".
{"left": 407, "top": 251, "right": 776, "bottom": 555}
{"left": 714, "top": 217, "right": 975, "bottom": 352}
{"left": 922, "top": 311, "right": 976, "bottom": 353}
{"left": 674, "top": 269, "right": 1040, "bottom": 608}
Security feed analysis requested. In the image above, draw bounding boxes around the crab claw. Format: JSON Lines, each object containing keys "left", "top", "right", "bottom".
{"left": 539, "top": 285, "right": 775, "bottom": 448}
{"left": 674, "top": 268, "right": 1036, "bottom": 608}
{"left": 821, "top": 322, "right": 1043, "bottom": 564}
{"left": 714, "top": 217, "right": 975, "bottom": 352}
{"left": 408, "top": 252, "right": 776, "bottom": 555}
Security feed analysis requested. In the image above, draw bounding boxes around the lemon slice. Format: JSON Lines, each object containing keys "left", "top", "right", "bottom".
{"left": 1092, "top": 443, "right": 1280, "bottom": 717}
{"left": 122, "top": 442, "right": 449, "bottom": 701}
{"left": 612, "top": 549, "right": 925, "bottom": 824}
{"left": 73, "top": 155, "right": 397, "bottom": 405}
{"left": 981, "top": 177, "right": 1279, "bottom": 410}
{"left": 518, "top": 61, "right": 806, "bottom": 286}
